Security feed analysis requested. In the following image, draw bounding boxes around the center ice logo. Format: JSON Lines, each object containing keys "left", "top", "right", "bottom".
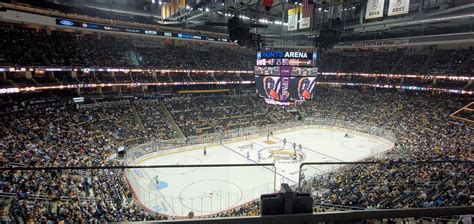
{"left": 200, "top": 189, "right": 223, "bottom": 198}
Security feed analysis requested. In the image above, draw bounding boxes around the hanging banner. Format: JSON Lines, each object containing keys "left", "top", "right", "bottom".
{"left": 299, "top": 17, "right": 311, "bottom": 29}
{"left": 299, "top": 0, "right": 313, "bottom": 30}
{"left": 288, "top": 7, "right": 299, "bottom": 31}
{"left": 352, "top": 39, "right": 409, "bottom": 48}
{"left": 388, "top": 0, "right": 410, "bottom": 16}
{"left": 365, "top": 0, "right": 385, "bottom": 19}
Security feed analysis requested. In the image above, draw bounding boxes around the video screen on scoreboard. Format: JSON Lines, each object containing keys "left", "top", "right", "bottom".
{"left": 292, "top": 67, "right": 318, "bottom": 76}
{"left": 255, "top": 66, "right": 318, "bottom": 77}
{"left": 254, "top": 66, "right": 280, "bottom": 76}
{"left": 255, "top": 75, "right": 317, "bottom": 101}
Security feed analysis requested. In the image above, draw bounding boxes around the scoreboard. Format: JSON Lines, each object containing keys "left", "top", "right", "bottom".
{"left": 255, "top": 51, "right": 318, "bottom": 104}
{"left": 256, "top": 51, "right": 318, "bottom": 67}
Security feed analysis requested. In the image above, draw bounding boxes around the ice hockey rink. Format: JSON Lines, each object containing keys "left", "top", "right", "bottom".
{"left": 126, "top": 127, "right": 394, "bottom": 217}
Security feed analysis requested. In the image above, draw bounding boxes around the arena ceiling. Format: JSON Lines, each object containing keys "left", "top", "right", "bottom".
{"left": 32, "top": 0, "right": 474, "bottom": 45}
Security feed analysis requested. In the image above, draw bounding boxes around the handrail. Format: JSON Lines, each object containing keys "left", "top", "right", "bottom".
{"left": 313, "top": 203, "right": 366, "bottom": 211}
{"left": 0, "top": 163, "right": 276, "bottom": 171}
{"left": 112, "top": 206, "right": 474, "bottom": 223}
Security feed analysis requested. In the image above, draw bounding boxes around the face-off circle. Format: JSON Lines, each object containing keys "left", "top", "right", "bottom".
{"left": 178, "top": 179, "right": 243, "bottom": 213}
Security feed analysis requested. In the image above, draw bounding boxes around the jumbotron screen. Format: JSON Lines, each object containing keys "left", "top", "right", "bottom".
{"left": 255, "top": 51, "right": 318, "bottom": 104}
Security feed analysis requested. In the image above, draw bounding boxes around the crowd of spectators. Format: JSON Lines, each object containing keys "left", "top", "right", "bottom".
{"left": 0, "top": 25, "right": 134, "bottom": 67}
{"left": 0, "top": 102, "right": 164, "bottom": 222}
{"left": 163, "top": 95, "right": 279, "bottom": 137}
{"left": 392, "top": 49, "right": 432, "bottom": 74}
{"left": 319, "top": 47, "right": 473, "bottom": 76}
{"left": 133, "top": 41, "right": 255, "bottom": 70}
{"left": 0, "top": 25, "right": 255, "bottom": 70}
{"left": 336, "top": 51, "right": 372, "bottom": 73}
{"left": 135, "top": 100, "right": 178, "bottom": 140}
{"left": 426, "top": 48, "right": 473, "bottom": 75}
{"left": 78, "top": 101, "right": 144, "bottom": 143}
{"left": 366, "top": 51, "right": 404, "bottom": 74}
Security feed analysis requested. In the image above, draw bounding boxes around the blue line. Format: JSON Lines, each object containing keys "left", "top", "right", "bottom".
{"left": 220, "top": 143, "right": 297, "bottom": 184}
{"left": 249, "top": 140, "right": 267, "bottom": 149}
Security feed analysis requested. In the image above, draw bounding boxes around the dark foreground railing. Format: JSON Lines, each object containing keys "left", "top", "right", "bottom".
{"left": 0, "top": 163, "right": 275, "bottom": 171}
{"left": 117, "top": 206, "right": 474, "bottom": 224}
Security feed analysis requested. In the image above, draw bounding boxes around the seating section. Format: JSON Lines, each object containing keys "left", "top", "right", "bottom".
{"left": 1, "top": 25, "right": 473, "bottom": 80}
{"left": 426, "top": 49, "right": 473, "bottom": 75}
{"left": 135, "top": 100, "right": 178, "bottom": 140}
{"left": 304, "top": 90, "right": 472, "bottom": 209}
{"left": 164, "top": 95, "right": 278, "bottom": 137}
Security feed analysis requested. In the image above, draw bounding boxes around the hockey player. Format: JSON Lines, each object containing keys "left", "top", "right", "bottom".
{"left": 203, "top": 147, "right": 207, "bottom": 156}
{"left": 154, "top": 175, "right": 160, "bottom": 188}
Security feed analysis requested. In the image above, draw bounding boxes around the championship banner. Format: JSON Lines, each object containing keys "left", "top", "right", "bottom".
{"left": 299, "top": 17, "right": 311, "bottom": 29}
{"left": 288, "top": 7, "right": 299, "bottom": 31}
{"left": 365, "top": 0, "right": 385, "bottom": 19}
{"left": 388, "top": 0, "right": 409, "bottom": 16}
{"left": 299, "top": 0, "right": 313, "bottom": 30}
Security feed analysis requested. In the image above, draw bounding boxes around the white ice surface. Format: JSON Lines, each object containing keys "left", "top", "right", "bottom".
{"left": 129, "top": 127, "right": 393, "bottom": 216}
